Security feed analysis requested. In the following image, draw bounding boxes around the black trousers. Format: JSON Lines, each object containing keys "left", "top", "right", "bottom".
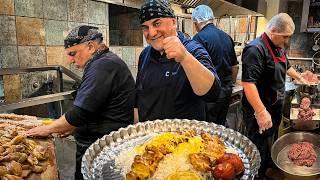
{"left": 242, "top": 106, "right": 282, "bottom": 178}
{"left": 75, "top": 140, "right": 91, "bottom": 180}
{"left": 206, "top": 91, "right": 232, "bottom": 125}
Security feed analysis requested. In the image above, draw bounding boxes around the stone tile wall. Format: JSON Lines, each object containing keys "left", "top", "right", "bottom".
{"left": 0, "top": 0, "right": 116, "bottom": 102}
{"left": 0, "top": 0, "right": 192, "bottom": 104}
{"left": 0, "top": 0, "right": 15, "bottom": 15}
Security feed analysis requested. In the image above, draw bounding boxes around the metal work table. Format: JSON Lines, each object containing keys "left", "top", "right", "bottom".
{"left": 226, "top": 83, "right": 243, "bottom": 132}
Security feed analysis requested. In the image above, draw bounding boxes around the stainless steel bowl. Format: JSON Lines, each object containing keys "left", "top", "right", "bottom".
{"left": 271, "top": 132, "right": 320, "bottom": 180}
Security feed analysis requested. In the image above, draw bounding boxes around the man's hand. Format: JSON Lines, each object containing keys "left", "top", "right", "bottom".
{"left": 297, "top": 77, "right": 310, "bottom": 86}
{"left": 254, "top": 108, "right": 273, "bottom": 134}
{"left": 25, "top": 125, "right": 52, "bottom": 137}
{"left": 163, "top": 36, "right": 189, "bottom": 62}
{"left": 57, "top": 129, "right": 74, "bottom": 138}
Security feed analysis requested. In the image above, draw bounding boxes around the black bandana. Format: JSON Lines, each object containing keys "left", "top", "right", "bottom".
{"left": 64, "top": 25, "right": 103, "bottom": 49}
{"left": 139, "top": 0, "right": 175, "bottom": 24}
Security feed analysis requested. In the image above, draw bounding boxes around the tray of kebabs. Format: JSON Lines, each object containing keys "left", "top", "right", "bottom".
{"left": 0, "top": 114, "right": 58, "bottom": 179}
{"left": 82, "top": 119, "right": 261, "bottom": 180}
{"left": 0, "top": 113, "right": 41, "bottom": 129}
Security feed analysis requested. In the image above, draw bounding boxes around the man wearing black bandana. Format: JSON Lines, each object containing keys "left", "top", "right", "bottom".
{"left": 241, "top": 13, "right": 309, "bottom": 178}
{"left": 26, "top": 25, "right": 135, "bottom": 179}
{"left": 135, "top": 0, "right": 221, "bottom": 122}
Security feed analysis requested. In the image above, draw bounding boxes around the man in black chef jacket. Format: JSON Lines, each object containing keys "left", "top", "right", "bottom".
{"left": 26, "top": 25, "right": 135, "bottom": 179}
{"left": 192, "top": 5, "right": 239, "bottom": 125}
{"left": 241, "top": 13, "right": 308, "bottom": 177}
{"left": 134, "top": 0, "right": 221, "bottom": 122}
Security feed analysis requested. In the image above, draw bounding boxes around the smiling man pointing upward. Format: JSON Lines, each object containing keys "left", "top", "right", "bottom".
{"left": 134, "top": 0, "right": 221, "bottom": 122}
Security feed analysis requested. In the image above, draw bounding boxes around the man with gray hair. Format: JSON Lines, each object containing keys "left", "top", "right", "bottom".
{"left": 241, "top": 13, "right": 308, "bottom": 177}
{"left": 192, "top": 5, "right": 239, "bottom": 125}
{"left": 26, "top": 25, "right": 135, "bottom": 179}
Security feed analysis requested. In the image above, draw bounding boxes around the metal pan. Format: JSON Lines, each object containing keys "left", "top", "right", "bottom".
{"left": 271, "top": 132, "right": 320, "bottom": 180}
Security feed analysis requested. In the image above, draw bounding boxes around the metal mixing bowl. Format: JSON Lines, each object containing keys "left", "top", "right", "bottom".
{"left": 271, "top": 132, "right": 320, "bottom": 180}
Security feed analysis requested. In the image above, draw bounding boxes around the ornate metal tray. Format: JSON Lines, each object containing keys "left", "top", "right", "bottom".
{"left": 81, "top": 119, "right": 261, "bottom": 180}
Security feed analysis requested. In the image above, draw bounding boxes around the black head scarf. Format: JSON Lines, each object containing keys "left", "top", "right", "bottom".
{"left": 139, "top": 0, "right": 175, "bottom": 24}
{"left": 64, "top": 25, "right": 103, "bottom": 49}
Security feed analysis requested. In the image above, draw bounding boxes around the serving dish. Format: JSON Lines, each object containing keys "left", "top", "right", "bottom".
{"left": 81, "top": 119, "right": 261, "bottom": 180}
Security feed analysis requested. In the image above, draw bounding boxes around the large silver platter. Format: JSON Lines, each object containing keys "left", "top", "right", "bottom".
{"left": 81, "top": 119, "right": 261, "bottom": 180}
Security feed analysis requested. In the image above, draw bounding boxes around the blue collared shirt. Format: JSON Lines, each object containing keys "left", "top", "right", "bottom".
{"left": 135, "top": 31, "right": 221, "bottom": 121}
{"left": 193, "top": 23, "right": 238, "bottom": 88}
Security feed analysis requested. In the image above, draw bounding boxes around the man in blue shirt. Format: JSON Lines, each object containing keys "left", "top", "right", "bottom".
{"left": 26, "top": 25, "right": 135, "bottom": 179}
{"left": 135, "top": 0, "right": 221, "bottom": 122}
{"left": 192, "top": 5, "right": 239, "bottom": 125}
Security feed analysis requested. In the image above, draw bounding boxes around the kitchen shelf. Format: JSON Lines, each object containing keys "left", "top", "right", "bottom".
{"left": 301, "top": 0, "right": 320, "bottom": 32}
{"left": 307, "top": 27, "right": 320, "bottom": 32}
{"left": 310, "top": 2, "right": 320, "bottom": 7}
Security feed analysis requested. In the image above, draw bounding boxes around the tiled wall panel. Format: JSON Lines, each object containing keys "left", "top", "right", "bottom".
{"left": 3, "top": 75, "right": 22, "bottom": 103}
{"left": 0, "top": 0, "right": 14, "bottom": 15}
{"left": 47, "top": 46, "right": 69, "bottom": 68}
{"left": 15, "top": 0, "right": 43, "bottom": 18}
{"left": 0, "top": 15, "right": 16, "bottom": 45}
{"left": 0, "top": 46, "right": 19, "bottom": 68}
{"left": 16, "top": 16, "right": 45, "bottom": 45}
{"left": 45, "top": 20, "right": 68, "bottom": 45}
{"left": 44, "top": 0, "right": 68, "bottom": 20}
{"left": 68, "top": 0, "right": 88, "bottom": 23}
{"left": 88, "top": 0, "right": 106, "bottom": 24}
{"left": 18, "top": 46, "right": 46, "bottom": 67}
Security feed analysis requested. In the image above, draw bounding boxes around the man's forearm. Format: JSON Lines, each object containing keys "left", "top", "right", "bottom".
{"left": 180, "top": 52, "right": 215, "bottom": 96}
{"left": 47, "top": 115, "right": 75, "bottom": 134}
{"left": 287, "top": 67, "right": 302, "bottom": 80}
{"left": 242, "top": 82, "right": 265, "bottom": 113}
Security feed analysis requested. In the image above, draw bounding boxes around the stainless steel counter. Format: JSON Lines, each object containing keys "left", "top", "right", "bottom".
{"left": 230, "top": 83, "right": 243, "bottom": 106}
{"left": 226, "top": 83, "right": 243, "bottom": 132}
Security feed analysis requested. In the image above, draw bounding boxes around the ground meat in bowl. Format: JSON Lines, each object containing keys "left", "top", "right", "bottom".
{"left": 298, "top": 97, "right": 316, "bottom": 121}
{"left": 287, "top": 142, "right": 317, "bottom": 167}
